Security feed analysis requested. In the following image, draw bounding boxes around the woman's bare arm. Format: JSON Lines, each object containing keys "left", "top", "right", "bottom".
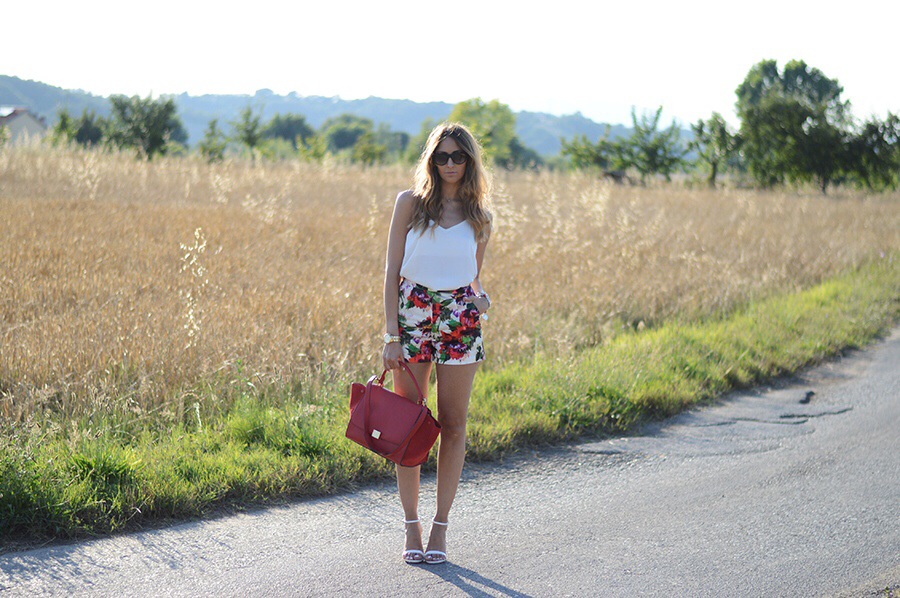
{"left": 382, "top": 191, "right": 415, "bottom": 370}
{"left": 470, "top": 222, "right": 492, "bottom": 312}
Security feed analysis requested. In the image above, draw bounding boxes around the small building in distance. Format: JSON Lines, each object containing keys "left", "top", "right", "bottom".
{"left": 0, "top": 106, "right": 48, "bottom": 145}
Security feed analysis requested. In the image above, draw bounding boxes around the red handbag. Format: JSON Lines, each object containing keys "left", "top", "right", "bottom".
{"left": 345, "top": 363, "right": 441, "bottom": 467}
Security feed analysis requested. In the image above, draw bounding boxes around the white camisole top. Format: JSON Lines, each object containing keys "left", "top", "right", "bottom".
{"left": 399, "top": 220, "right": 478, "bottom": 290}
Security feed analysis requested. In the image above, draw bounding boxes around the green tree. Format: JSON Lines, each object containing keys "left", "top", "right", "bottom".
{"left": 73, "top": 110, "right": 105, "bottom": 147}
{"left": 736, "top": 59, "right": 850, "bottom": 192}
{"left": 298, "top": 134, "right": 329, "bottom": 162}
{"left": 498, "top": 137, "right": 544, "bottom": 170}
{"left": 563, "top": 109, "right": 685, "bottom": 182}
{"left": 106, "top": 95, "right": 184, "bottom": 159}
{"left": 319, "top": 114, "right": 373, "bottom": 153}
{"left": 846, "top": 113, "right": 900, "bottom": 191}
{"left": 50, "top": 108, "right": 77, "bottom": 145}
{"left": 406, "top": 118, "right": 439, "bottom": 163}
{"left": 198, "top": 119, "right": 227, "bottom": 163}
{"left": 231, "top": 105, "right": 264, "bottom": 159}
{"left": 802, "top": 118, "right": 848, "bottom": 194}
{"left": 51, "top": 108, "right": 105, "bottom": 147}
{"left": 258, "top": 138, "right": 298, "bottom": 161}
{"left": 448, "top": 98, "right": 516, "bottom": 163}
{"left": 0, "top": 124, "right": 8, "bottom": 148}
{"left": 739, "top": 96, "right": 805, "bottom": 187}
{"left": 737, "top": 59, "right": 847, "bottom": 122}
{"left": 560, "top": 134, "right": 605, "bottom": 169}
{"left": 351, "top": 131, "right": 387, "bottom": 165}
{"left": 262, "top": 113, "right": 314, "bottom": 150}
{"left": 689, "top": 112, "right": 739, "bottom": 188}
{"left": 623, "top": 107, "right": 686, "bottom": 183}
{"left": 742, "top": 94, "right": 846, "bottom": 192}
{"left": 373, "top": 123, "right": 409, "bottom": 159}
{"left": 167, "top": 118, "right": 189, "bottom": 147}
{"left": 561, "top": 127, "right": 630, "bottom": 173}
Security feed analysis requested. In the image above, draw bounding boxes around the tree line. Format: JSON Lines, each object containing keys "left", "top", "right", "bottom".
{"left": 562, "top": 59, "right": 899, "bottom": 193}
{"left": 33, "top": 58, "right": 899, "bottom": 192}
{"left": 45, "top": 95, "right": 541, "bottom": 169}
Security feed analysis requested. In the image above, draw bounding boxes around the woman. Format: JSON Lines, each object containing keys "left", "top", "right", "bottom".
{"left": 382, "top": 122, "right": 492, "bottom": 565}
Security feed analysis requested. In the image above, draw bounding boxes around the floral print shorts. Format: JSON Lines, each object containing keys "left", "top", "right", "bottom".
{"left": 398, "top": 279, "right": 484, "bottom": 365}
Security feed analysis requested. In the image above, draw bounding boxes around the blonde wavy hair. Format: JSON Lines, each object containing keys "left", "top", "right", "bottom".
{"left": 411, "top": 122, "right": 492, "bottom": 242}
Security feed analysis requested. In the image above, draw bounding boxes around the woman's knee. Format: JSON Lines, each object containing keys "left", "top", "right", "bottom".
{"left": 438, "top": 420, "right": 467, "bottom": 442}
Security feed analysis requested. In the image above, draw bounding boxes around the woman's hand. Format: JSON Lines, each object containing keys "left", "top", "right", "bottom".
{"left": 382, "top": 341, "right": 404, "bottom": 371}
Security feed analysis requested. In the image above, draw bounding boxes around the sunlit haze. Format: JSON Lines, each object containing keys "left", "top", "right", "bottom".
{"left": 4, "top": 0, "right": 898, "bottom": 126}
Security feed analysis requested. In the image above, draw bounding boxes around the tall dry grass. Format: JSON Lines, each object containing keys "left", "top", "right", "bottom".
{"left": 1, "top": 145, "right": 897, "bottom": 423}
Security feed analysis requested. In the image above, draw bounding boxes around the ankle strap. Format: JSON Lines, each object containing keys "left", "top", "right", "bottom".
{"left": 403, "top": 519, "right": 420, "bottom": 524}
{"left": 432, "top": 519, "right": 448, "bottom": 526}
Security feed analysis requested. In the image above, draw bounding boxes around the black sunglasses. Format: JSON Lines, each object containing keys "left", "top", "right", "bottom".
{"left": 432, "top": 150, "right": 468, "bottom": 166}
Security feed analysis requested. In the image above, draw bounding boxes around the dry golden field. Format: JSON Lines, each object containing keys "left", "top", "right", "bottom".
{"left": 1, "top": 146, "right": 898, "bottom": 423}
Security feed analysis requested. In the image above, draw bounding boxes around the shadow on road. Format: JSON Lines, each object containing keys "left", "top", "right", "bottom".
{"left": 0, "top": 545, "right": 112, "bottom": 594}
{"left": 421, "top": 563, "right": 535, "bottom": 597}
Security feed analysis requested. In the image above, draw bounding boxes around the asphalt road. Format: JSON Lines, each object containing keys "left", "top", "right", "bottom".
{"left": 2, "top": 330, "right": 898, "bottom": 597}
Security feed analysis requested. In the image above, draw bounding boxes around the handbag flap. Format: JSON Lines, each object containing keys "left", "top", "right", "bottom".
{"left": 346, "top": 364, "right": 440, "bottom": 466}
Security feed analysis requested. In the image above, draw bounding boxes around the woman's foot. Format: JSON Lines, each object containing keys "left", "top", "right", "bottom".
{"left": 424, "top": 519, "right": 448, "bottom": 565}
{"left": 402, "top": 519, "right": 425, "bottom": 564}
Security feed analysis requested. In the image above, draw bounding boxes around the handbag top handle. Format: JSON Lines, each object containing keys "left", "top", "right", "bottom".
{"left": 375, "top": 363, "right": 427, "bottom": 405}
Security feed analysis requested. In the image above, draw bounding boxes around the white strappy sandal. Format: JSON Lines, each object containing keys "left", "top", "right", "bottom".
{"left": 402, "top": 519, "right": 425, "bottom": 564}
{"left": 424, "top": 519, "right": 448, "bottom": 565}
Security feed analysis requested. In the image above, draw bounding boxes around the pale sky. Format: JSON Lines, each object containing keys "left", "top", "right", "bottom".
{"left": 4, "top": 0, "right": 898, "bottom": 127}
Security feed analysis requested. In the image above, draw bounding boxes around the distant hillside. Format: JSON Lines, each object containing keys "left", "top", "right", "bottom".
{"left": 0, "top": 75, "right": 629, "bottom": 156}
{"left": 516, "top": 111, "right": 631, "bottom": 155}
{"left": 0, "top": 76, "right": 109, "bottom": 123}
{"left": 172, "top": 89, "right": 455, "bottom": 149}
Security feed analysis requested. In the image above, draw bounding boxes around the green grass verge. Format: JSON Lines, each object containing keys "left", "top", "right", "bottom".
{"left": 1, "top": 256, "right": 897, "bottom": 546}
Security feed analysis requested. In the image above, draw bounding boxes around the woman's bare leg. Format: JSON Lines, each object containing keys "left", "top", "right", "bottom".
{"left": 427, "top": 362, "right": 478, "bottom": 555}
{"left": 393, "top": 361, "right": 433, "bottom": 553}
